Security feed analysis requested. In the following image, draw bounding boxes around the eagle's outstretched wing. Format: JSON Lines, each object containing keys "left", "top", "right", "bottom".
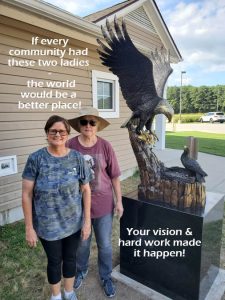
{"left": 97, "top": 17, "right": 158, "bottom": 111}
{"left": 150, "top": 47, "right": 173, "bottom": 98}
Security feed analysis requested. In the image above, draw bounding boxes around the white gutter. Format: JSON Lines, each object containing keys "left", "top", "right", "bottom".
{"left": 1, "top": 0, "right": 101, "bottom": 37}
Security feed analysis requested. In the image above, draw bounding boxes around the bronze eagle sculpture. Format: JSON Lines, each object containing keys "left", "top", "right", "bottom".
{"left": 97, "top": 17, "right": 174, "bottom": 135}
{"left": 181, "top": 146, "right": 208, "bottom": 183}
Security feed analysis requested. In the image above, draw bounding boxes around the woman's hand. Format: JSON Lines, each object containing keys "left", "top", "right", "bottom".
{"left": 81, "top": 183, "right": 91, "bottom": 240}
{"left": 114, "top": 201, "right": 124, "bottom": 218}
{"left": 81, "top": 221, "right": 91, "bottom": 241}
{"left": 22, "top": 179, "right": 38, "bottom": 248}
{"left": 111, "top": 177, "right": 123, "bottom": 218}
{"left": 25, "top": 226, "right": 38, "bottom": 248}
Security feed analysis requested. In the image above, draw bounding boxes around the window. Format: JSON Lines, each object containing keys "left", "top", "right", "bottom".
{"left": 97, "top": 81, "right": 113, "bottom": 109}
{"left": 92, "top": 70, "right": 119, "bottom": 118}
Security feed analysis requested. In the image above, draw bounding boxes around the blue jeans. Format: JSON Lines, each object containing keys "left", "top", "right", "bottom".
{"left": 76, "top": 213, "right": 113, "bottom": 280}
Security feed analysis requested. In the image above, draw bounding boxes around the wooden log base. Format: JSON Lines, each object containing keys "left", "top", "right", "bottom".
{"left": 128, "top": 128, "right": 206, "bottom": 213}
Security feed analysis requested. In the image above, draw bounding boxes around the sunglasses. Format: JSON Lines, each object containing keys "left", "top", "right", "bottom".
{"left": 80, "top": 119, "right": 97, "bottom": 127}
{"left": 48, "top": 129, "right": 68, "bottom": 136}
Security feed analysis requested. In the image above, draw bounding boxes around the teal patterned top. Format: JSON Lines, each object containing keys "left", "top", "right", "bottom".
{"left": 22, "top": 147, "right": 92, "bottom": 241}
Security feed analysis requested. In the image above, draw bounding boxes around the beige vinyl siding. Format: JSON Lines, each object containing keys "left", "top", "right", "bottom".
{"left": 0, "top": 4, "right": 168, "bottom": 216}
{"left": 121, "top": 18, "right": 164, "bottom": 51}
{"left": 0, "top": 16, "right": 137, "bottom": 213}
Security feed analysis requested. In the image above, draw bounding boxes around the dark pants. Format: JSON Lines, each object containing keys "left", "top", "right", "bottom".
{"left": 40, "top": 230, "right": 81, "bottom": 284}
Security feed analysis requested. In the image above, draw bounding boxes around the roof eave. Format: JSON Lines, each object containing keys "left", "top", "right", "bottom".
{"left": 0, "top": 0, "right": 182, "bottom": 62}
{"left": 95, "top": 0, "right": 146, "bottom": 25}
{"left": 149, "top": 0, "right": 182, "bottom": 62}
{"left": 0, "top": 0, "right": 101, "bottom": 39}
{"left": 94, "top": 0, "right": 182, "bottom": 62}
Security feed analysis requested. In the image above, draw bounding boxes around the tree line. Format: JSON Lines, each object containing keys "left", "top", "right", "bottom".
{"left": 167, "top": 85, "right": 225, "bottom": 113}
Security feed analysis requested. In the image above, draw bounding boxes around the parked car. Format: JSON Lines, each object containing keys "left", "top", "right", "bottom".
{"left": 199, "top": 112, "right": 225, "bottom": 123}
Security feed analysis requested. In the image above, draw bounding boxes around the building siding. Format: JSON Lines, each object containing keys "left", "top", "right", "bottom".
{"left": 0, "top": 4, "right": 167, "bottom": 223}
{"left": 0, "top": 16, "right": 138, "bottom": 216}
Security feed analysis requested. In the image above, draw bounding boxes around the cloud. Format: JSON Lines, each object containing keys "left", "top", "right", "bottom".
{"left": 158, "top": 0, "right": 225, "bottom": 84}
{"left": 43, "top": 0, "right": 225, "bottom": 86}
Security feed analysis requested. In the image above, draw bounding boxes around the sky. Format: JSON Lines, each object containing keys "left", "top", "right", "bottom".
{"left": 43, "top": 0, "right": 225, "bottom": 87}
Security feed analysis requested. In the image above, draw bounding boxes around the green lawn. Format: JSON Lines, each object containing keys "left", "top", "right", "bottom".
{"left": 166, "top": 131, "right": 225, "bottom": 157}
{"left": 0, "top": 222, "right": 48, "bottom": 300}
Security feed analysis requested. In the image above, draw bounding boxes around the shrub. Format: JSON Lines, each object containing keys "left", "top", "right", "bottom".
{"left": 172, "top": 113, "right": 202, "bottom": 123}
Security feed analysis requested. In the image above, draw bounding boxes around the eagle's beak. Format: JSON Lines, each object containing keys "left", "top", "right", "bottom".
{"left": 165, "top": 104, "right": 174, "bottom": 123}
{"left": 165, "top": 110, "right": 173, "bottom": 123}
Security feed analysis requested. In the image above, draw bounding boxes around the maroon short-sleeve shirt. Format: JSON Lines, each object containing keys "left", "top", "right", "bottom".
{"left": 67, "top": 136, "right": 121, "bottom": 218}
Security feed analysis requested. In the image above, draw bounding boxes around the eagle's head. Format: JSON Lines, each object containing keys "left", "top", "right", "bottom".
{"left": 164, "top": 106, "right": 174, "bottom": 123}
{"left": 183, "top": 146, "right": 190, "bottom": 155}
{"left": 155, "top": 98, "right": 174, "bottom": 122}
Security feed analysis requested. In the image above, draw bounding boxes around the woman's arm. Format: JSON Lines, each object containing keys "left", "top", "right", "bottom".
{"left": 112, "top": 177, "right": 124, "bottom": 218}
{"left": 80, "top": 183, "right": 91, "bottom": 240}
{"left": 22, "top": 179, "right": 38, "bottom": 247}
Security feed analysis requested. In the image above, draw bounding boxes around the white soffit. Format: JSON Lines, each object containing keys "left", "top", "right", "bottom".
{"left": 125, "top": 6, "right": 157, "bottom": 35}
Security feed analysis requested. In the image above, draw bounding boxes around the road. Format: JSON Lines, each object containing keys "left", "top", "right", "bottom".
{"left": 166, "top": 122, "right": 225, "bottom": 134}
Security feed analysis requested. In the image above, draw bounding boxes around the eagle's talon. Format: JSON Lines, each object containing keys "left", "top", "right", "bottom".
{"left": 136, "top": 128, "right": 142, "bottom": 135}
{"left": 150, "top": 131, "right": 159, "bottom": 142}
{"left": 137, "top": 130, "right": 158, "bottom": 145}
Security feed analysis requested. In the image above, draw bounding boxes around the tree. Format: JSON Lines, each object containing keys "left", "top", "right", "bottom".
{"left": 167, "top": 86, "right": 180, "bottom": 113}
{"left": 167, "top": 85, "right": 225, "bottom": 113}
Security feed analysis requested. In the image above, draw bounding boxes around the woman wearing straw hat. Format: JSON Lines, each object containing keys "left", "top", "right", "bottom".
{"left": 67, "top": 107, "right": 124, "bottom": 298}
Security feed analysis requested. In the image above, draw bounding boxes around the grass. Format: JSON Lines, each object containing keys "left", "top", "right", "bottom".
{"left": 166, "top": 131, "right": 225, "bottom": 157}
{"left": 0, "top": 222, "right": 48, "bottom": 300}
{"left": 172, "top": 113, "right": 202, "bottom": 123}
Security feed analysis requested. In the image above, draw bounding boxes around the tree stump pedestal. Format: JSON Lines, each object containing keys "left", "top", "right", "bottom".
{"left": 128, "top": 129, "right": 206, "bottom": 213}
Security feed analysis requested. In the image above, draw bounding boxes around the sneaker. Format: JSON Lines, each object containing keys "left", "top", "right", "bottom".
{"left": 73, "top": 270, "right": 88, "bottom": 290}
{"left": 64, "top": 291, "right": 78, "bottom": 300}
{"left": 102, "top": 278, "right": 116, "bottom": 298}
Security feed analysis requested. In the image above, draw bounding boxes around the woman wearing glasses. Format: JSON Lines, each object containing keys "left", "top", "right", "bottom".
{"left": 22, "top": 115, "right": 93, "bottom": 300}
{"left": 67, "top": 107, "right": 123, "bottom": 298}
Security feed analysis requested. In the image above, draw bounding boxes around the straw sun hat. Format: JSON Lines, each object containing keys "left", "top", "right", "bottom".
{"left": 68, "top": 107, "right": 110, "bottom": 133}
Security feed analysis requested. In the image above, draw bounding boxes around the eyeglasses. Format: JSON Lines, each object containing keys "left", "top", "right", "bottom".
{"left": 80, "top": 119, "right": 97, "bottom": 127}
{"left": 48, "top": 129, "right": 68, "bottom": 136}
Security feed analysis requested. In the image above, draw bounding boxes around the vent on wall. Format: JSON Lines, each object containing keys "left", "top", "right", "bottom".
{"left": 126, "top": 6, "right": 157, "bottom": 34}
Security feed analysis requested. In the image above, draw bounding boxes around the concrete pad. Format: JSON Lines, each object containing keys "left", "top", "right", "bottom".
{"left": 112, "top": 265, "right": 170, "bottom": 300}
{"left": 112, "top": 265, "right": 225, "bottom": 300}
{"left": 205, "top": 269, "right": 225, "bottom": 300}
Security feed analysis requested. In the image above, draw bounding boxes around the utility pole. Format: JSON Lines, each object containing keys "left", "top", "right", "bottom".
{"left": 179, "top": 71, "right": 186, "bottom": 123}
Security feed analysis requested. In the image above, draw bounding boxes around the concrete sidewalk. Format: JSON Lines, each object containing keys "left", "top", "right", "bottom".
{"left": 154, "top": 148, "right": 225, "bottom": 195}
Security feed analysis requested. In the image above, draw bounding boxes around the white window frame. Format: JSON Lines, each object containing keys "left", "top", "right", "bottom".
{"left": 92, "top": 70, "right": 119, "bottom": 118}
